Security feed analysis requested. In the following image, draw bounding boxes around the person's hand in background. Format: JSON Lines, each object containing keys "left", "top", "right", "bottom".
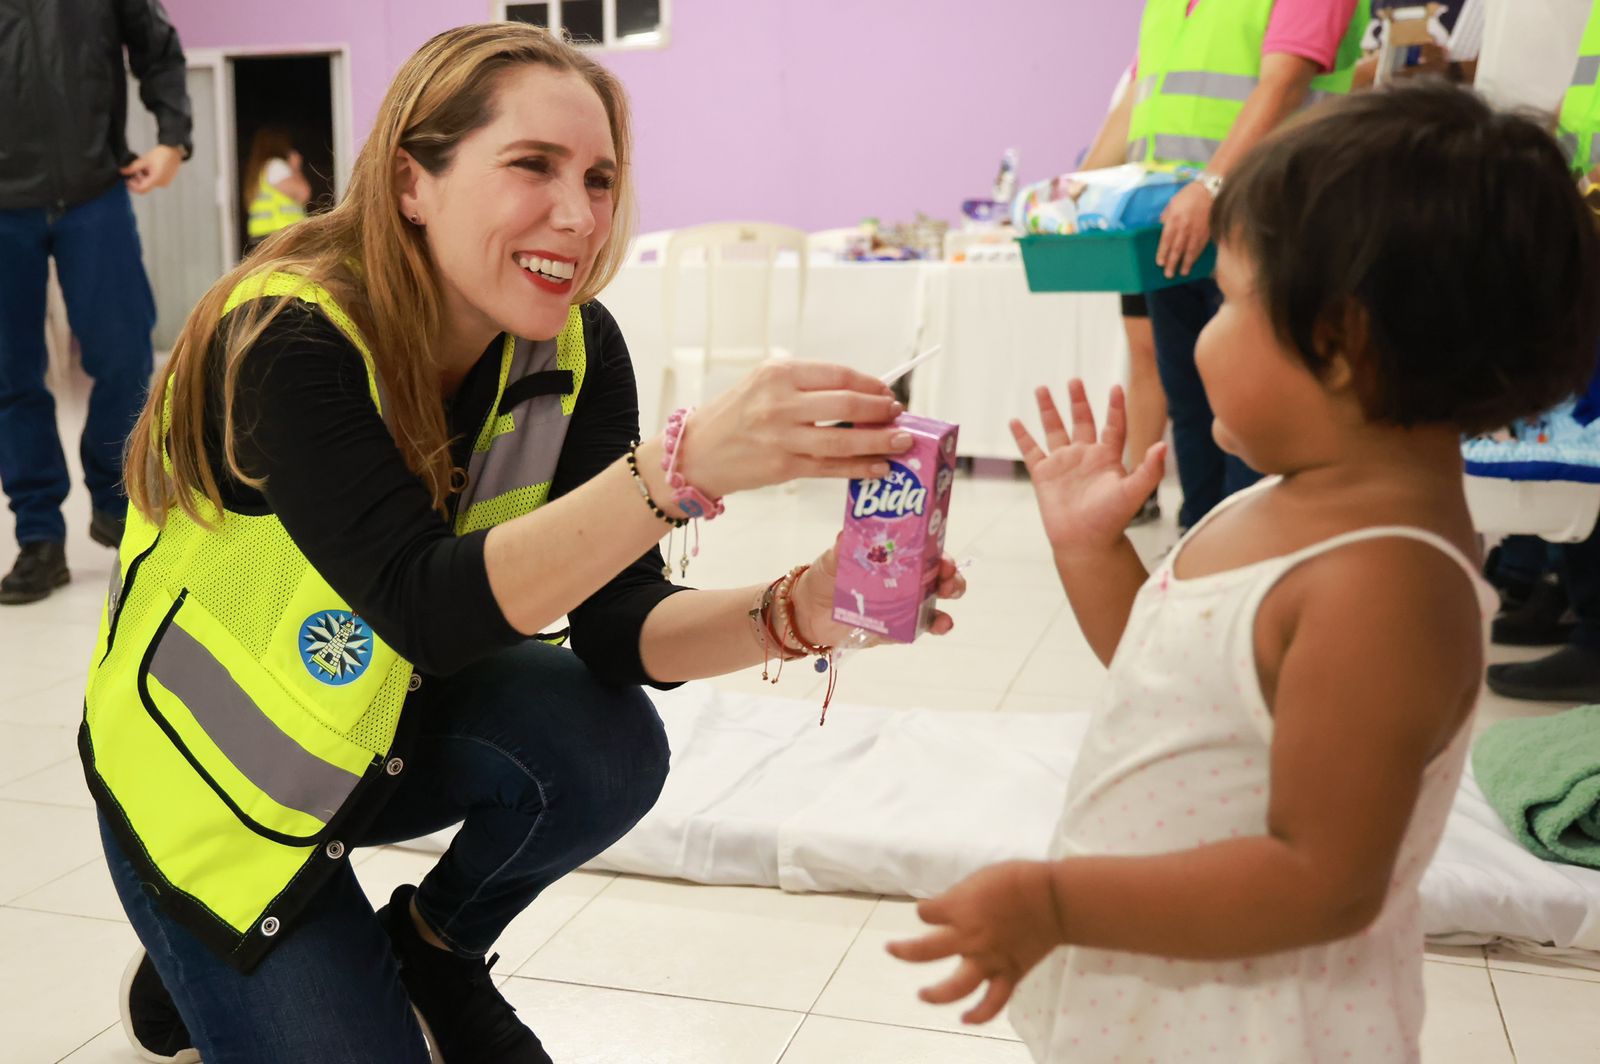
{"left": 121, "top": 144, "right": 183, "bottom": 194}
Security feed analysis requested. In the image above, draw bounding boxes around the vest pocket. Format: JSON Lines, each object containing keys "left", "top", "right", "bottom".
{"left": 137, "top": 588, "right": 375, "bottom": 846}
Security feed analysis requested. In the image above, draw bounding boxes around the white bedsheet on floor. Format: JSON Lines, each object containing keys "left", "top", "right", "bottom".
{"left": 402, "top": 685, "right": 1600, "bottom": 965}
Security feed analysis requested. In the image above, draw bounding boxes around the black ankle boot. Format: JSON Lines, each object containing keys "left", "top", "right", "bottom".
{"left": 1491, "top": 578, "right": 1575, "bottom": 647}
{"left": 1487, "top": 644, "right": 1600, "bottom": 702}
{"left": 377, "top": 884, "right": 552, "bottom": 1064}
{"left": 0, "top": 542, "right": 68, "bottom": 605}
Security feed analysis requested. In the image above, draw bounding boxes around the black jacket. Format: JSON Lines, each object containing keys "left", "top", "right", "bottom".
{"left": 0, "top": 0, "right": 192, "bottom": 210}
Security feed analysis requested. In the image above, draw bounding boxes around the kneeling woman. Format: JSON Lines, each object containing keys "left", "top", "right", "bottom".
{"left": 85, "top": 23, "right": 960, "bottom": 1064}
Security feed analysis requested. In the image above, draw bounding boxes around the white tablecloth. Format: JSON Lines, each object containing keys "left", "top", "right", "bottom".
{"left": 594, "top": 259, "right": 1127, "bottom": 457}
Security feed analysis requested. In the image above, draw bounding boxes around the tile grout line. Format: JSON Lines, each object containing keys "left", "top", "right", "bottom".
{"left": 800, "top": 894, "right": 881, "bottom": 1017}
{"left": 501, "top": 873, "right": 622, "bottom": 978}
{"left": 996, "top": 600, "right": 1069, "bottom": 707}
{"left": 2, "top": 852, "right": 104, "bottom": 907}
{"left": 498, "top": 971, "right": 809, "bottom": 1016}
{"left": 1484, "top": 965, "right": 1519, "bottom": 1064}
{"left": 52, "top": 1021, "right": 119, "bottom": 1063}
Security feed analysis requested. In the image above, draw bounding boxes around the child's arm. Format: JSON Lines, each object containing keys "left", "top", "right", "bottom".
{"left": 890, "top": 539, "right": 1482, "bottom": 1023}
{"left": 1011, "top": 381, "right": 1165, "bottom": 665}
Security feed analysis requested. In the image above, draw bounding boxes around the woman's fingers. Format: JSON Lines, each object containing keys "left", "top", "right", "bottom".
{"left": 793, "top": 425, "right": 913, "bottom": 461}
{"left": 798, "top": 456, "right": 895, "bottom": 480}
{"left": 782, "top": 361, "right": 895, "bottom": 397}
{"left": 962, "top": 975, "right": 1015, "bottom": 1025}
{"left": 793, "top": 389, "right": 904, "bottom": 426}
{"left": 927, "top": 610, "right": 955, "bottom": 635}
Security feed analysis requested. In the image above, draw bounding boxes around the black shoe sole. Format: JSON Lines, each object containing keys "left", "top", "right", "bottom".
{"left": 0, "top": 568, "right": 69, "bottom": 605}
{"left": 1491, "top": 623, "right": 1578, "bottom": 648}
{"left": 1485, "top": 674, "right": 1600, "bottom": 702}
{"left": 90, "top": 524, "right": 122, "bottom": 549}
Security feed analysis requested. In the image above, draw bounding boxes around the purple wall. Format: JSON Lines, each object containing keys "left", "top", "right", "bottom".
{"left": 162, "top": 0, "right": 1140, "bottom": 233}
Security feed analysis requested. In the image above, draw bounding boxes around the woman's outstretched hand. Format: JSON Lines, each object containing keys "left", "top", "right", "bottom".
{"left": 675, "top": 362, "right": 912, "bottom": 497}
{"left": 1011, "top": 380, "right": 1165, "bottom": 558}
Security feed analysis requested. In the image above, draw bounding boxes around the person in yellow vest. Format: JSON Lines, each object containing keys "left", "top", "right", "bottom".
{"left": 90, "top": 23, "right": 965, "bottom": 1064}
{"left": 241, "top": 126, "right": 311, "bottom": 253}
{"left": 1560, "top": 2, "right": 1600, "bottom": 195}
{"left": 1082, "top": 0, "right": 1368, "bottom": 530}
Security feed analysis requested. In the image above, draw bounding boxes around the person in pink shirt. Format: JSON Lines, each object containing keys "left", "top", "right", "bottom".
{"left": 1078, "top": 0, "right": 1366, "bottom": 530}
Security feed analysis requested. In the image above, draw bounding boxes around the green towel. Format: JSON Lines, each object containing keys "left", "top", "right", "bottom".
{"left": 1473, "top": 704, "right": 1600, "bottom": 869}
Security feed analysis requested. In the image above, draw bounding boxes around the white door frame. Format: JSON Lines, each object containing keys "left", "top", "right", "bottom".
{"left": 188, "top": 43, "right": 356, "bottom": 260}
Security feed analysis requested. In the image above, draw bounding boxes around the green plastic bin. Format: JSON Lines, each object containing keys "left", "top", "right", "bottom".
{"left": 1017, "top": 226, "right": 1216, "bottom": 294}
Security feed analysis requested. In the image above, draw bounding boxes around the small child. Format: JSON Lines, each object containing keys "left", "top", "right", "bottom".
{"left": 888, "top": 82, "right": 1600, "bottom": 1063}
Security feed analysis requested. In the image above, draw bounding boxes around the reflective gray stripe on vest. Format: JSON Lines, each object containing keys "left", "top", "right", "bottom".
{"left": 1161, "top": 70, "right": 1258, "bottom": 101}
{"left": 149, "top": 622, "right": 362, "bottom": 823}
{"left": 1133, "top": 74, "right": 1160, "bottom": 106}
{"left": 1125, "top": 140, "right": 1148, "bottom": 164}
{"left": 1560, "top": 131, "right": 1580, "bottom": 163}
{"left": 1574, "top": 55, "right": 1600, "bottom": 87}
{"left": 1151, "top": 133, "right": 1223, "bottom": 164}
{"left": 458, "top": 337, "right": 575, "bottom": 512}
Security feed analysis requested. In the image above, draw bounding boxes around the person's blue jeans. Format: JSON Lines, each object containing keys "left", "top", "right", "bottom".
{"left": 0, "top": 181, "right": 156, "bottom": 545}
{"left": 101, "top": 640, "right": 672, "bottom": 1062}
{"left": 1145, "top": 277, "right": 1260, "bottom": 529}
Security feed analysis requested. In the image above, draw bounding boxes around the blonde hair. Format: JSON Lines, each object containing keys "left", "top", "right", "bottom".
{"left": 127, "top": 22, "right": 636, "bottom": 524}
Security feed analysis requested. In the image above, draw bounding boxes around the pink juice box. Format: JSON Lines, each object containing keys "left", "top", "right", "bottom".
{"left": 832, "top": 414, "right": 959, "bottom": 643}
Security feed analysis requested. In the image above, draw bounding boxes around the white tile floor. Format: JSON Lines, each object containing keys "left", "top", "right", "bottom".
{"left": 6, "top": 392, "right": 1600, "bottom": 1062}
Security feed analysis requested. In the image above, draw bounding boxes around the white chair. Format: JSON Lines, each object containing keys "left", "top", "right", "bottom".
{"left": 658, "top": 222, "right": 807, "bottom": 427}
{"left": 625, "top": 229, "right": 673, "bottom": 266}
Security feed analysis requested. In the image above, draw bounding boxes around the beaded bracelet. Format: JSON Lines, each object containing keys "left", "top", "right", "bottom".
{"left": 771, "top": 564, "right": 840, "bottom": 723}
{"left": 625, "top": 441, "right": 688, "bottom": 579}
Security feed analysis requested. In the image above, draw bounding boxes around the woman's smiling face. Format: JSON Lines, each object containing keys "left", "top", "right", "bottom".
{"left": 399, "top": 63, "right": 618, "bottom": 343}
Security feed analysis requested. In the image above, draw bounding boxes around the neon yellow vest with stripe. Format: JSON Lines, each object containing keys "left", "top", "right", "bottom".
{"left": 246, "top": 175, "right": 306, "bottom": 238}
{"left": 80, "top": 272, "right": 586, "bottom": 971}
{"left": 1126, "top": 0, "right": 1371, "bottom": 169}
{"left": 1558, "top": 1, "right": 1600, "bottom": 180}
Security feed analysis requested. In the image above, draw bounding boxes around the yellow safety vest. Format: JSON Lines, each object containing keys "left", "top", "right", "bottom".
{"left": 1126, "top": 0, "right": 1371, "bottom": 168}
{"left": 81, "top": 271, "right": 586, "bottom": 971}
{"left": 246, "top": 175, "right": 306, "bottom": 238}
{"left": 1559, "top": 1, "right": 1600, "bottom": 180}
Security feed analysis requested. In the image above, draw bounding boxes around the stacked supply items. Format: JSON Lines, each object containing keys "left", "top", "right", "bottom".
{"left": 1011, "top": 164, "right": 1214, "bottom": 293}
{"left": 1462, "top": 391, "right": 1600, "bottom": 541}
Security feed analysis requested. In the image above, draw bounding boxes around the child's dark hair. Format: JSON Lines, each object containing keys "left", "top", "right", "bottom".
{"left": 1212, "top": 81, "right": 1600, "bottom": 434}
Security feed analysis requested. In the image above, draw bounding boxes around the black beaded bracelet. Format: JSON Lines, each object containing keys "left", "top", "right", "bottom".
{"left": 625, "top": 440, "right": 688, "bottom": 528}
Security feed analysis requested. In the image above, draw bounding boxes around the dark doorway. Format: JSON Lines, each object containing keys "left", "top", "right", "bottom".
{"left": 230, "top": 54, "right": 336, "bottom": 257}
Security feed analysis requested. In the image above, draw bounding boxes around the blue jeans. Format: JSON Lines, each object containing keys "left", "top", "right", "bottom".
{"left": 101, "top": 640, "right": 672, "bottom": 1063}
{"left": 1145, "top": 277, "right": 1261, "bottom": 529}
{"left": 0, "top": 182, "right": 156, "bottom": 545}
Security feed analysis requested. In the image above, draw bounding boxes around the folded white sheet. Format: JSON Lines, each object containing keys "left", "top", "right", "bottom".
{"left": 399, "top": 685, "right": 1600, "bottom": 966}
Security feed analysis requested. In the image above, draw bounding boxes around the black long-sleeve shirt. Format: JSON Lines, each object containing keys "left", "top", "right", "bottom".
{"left": 207, "top": 300, "right": 686, "bottom": 684}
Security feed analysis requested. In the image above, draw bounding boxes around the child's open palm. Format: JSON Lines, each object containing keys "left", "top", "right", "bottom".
{"left": 1011, "top": 381, "right": 1166, "bottom": 555}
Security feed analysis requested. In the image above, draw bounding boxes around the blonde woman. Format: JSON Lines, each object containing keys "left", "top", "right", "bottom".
{"left": 241, "top": 126, "right": 312, "bottom": 252}
{"left": 89, "top": 24, "right": 962, "bottom": 1064}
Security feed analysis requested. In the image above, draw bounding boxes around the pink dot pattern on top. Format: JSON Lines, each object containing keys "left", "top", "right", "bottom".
{"left": 1007, "top": 490, "right": 1496, "bottom": 1064}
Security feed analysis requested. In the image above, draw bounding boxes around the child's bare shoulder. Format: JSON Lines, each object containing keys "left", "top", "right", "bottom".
{"left": 1255, "top": 535, "right": 1484, "bottom": 745}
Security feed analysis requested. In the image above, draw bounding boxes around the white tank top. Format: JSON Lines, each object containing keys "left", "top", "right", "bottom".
{"left": 1009, "top": 482, "right": 1497, "bottom": 1064}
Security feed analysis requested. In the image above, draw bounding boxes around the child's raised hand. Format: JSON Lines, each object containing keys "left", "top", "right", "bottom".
{"left": 886, "top": 861, "right": 1064, "bottom": 1025}
{"left": 1011, "top": 381, "right": 1166, "bottom": 557}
